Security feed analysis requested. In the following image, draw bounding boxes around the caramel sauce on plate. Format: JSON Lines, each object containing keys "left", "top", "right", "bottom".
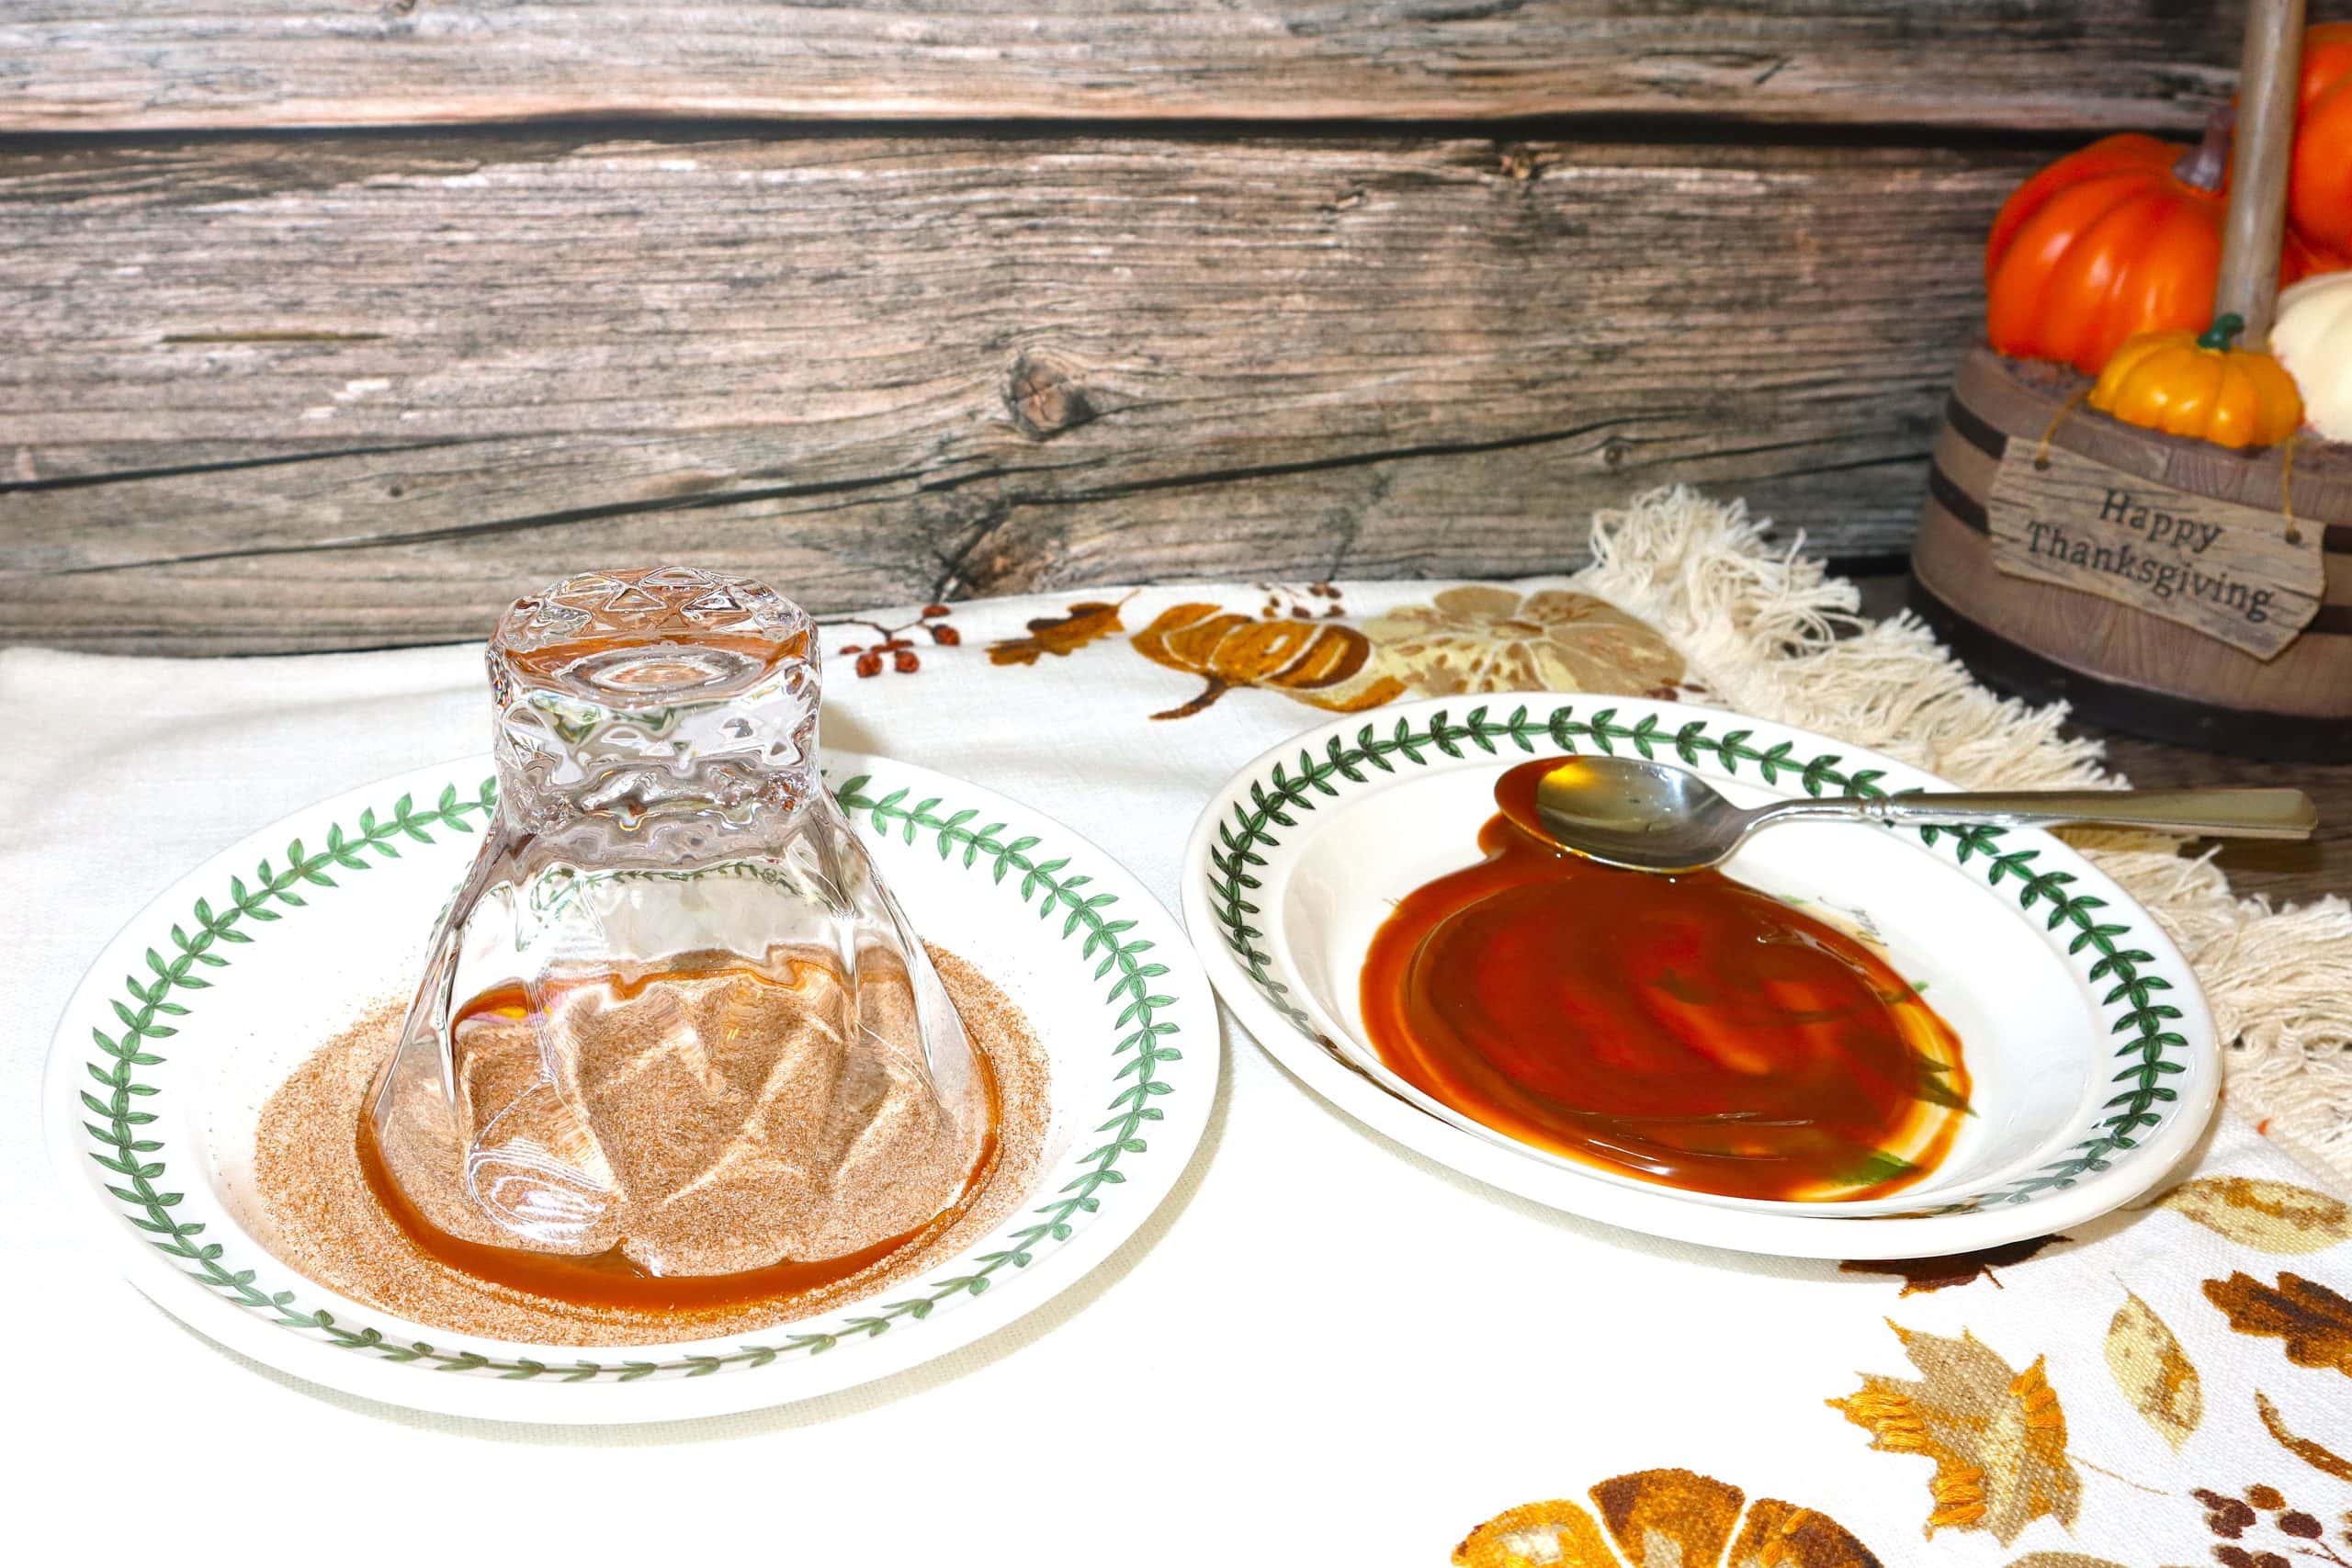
{"left": 358, "top": 963, "right": 1000, "bottom": 1313}
{"left": 1360, "top": 759, "right": 1969, "bottom": 1202}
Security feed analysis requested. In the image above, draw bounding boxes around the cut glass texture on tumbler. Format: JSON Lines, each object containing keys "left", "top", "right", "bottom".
{"left": 367, "top": 568, "right": 989, "bottom": 1280}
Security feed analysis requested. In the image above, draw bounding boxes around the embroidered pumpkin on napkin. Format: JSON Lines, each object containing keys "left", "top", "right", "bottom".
{"left": 1129, "top": 604, "right": 1403, "bottom": 720}
{"left": 1453, "top": 1469, "right": 1880, "bottom": 1568}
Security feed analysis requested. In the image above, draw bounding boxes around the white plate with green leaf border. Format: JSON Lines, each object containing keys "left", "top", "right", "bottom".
{"left": 1182, "top": 694, "right": 2218, "bottom": 1260}
{"left": 45, "top": 751, "right": 1216, "bottom": 1423}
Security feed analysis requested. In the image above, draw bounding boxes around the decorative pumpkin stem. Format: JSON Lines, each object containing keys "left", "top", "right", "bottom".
{"left": 1152, "top": 678, "right": 1229, "bottom": 721}
{"left": 2199, "top": 312, "right": 2248, "bottom": 351}
{"left": 2174, "top": 105, "right": 2236, "bottom": 191}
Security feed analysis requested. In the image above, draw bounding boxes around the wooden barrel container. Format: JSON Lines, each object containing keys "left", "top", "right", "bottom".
{"left": 1910, "top": 344, "right": 2352, "bottom": 761}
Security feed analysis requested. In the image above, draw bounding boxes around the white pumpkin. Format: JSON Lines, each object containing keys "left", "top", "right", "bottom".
{"left": 2272, "top": 271, "right": 2352, "bottom": 443}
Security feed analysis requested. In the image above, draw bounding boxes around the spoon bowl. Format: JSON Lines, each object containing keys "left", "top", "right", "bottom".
{"left": 1498, "top": 756, "right": 1751, "bottom": 874}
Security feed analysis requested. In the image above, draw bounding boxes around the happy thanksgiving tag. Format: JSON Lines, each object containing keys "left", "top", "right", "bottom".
{"left": 1986, "top": 446, "right": 2324, "bottom": 660}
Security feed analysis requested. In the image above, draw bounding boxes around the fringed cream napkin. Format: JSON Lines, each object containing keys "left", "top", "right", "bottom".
{"left": 1575, "top": 487, "right": 2352, "bottom": 1189}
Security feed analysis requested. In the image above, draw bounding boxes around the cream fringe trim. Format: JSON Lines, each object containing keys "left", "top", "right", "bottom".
{"left": 1572, "top": 486, "right": 2352, "bottom": 1191}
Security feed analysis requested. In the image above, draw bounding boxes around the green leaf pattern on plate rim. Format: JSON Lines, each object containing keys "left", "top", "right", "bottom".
{"left": 1202, "top": 704, "right": 2188, "bottom": 1213}
{"left": 80, "top": 773, "right": 1181, "bottom": 1382}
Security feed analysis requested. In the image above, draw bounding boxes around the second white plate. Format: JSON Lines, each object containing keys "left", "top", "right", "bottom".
{"left": 1182, "top": 694, "right": 2217, "bottom": 1259}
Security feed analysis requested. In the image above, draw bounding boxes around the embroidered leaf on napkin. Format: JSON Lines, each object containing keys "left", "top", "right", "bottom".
{"left": 2248, "top": 1401, "right": 2352, "bottom": 1485}
{"left": 1358, "top": 586, "right": 1687, "bottom": 698}
{"left": 2204, "top": 1272, "right": 2352, "bottom": 1375}
{"left": 986, "top": 600, "right": 1130, "bottom": 667}
{"left": 1828, "top": 1323, "right": 2080, "bottom": 1544}
{"left": 2104, "top": 1290, "right": 2201, "bottom": 1450}
{"left": 2256, "top": 1390, "right": 2352, "bottom": 1483}
{"left": 2161, "top": 1178, "right": 2352, "bottom": 1254}
{"left": 1838, "top": 1235, "right": 2064, "bottom": 1296}
{"left": 1451, "top": 1472, "right": 1883, "bottom": 1568}
{"left": 2006, "top": 1554, "right": 2131, "bottom": 1568}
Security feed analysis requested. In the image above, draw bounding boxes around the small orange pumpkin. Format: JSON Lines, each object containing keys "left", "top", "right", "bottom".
{"left": 1986, "top": 115, "right": 2339, "bottom": 376}
{"left": 2087, "top": 312, "right": 2306, "bottom": 450}
{"left": 2290, "top": 22, "right": 2352, "bottom": 257}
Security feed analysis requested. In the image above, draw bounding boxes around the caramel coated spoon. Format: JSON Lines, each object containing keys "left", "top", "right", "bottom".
{"left": 1499, "top": 755, "right": 2317, "bottom": 875}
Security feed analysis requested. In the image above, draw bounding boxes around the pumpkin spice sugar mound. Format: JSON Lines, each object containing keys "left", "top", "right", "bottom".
{"left": 254, "top": 948, "right": 1049, "bottom": 1348}
{"left": 370, "top": 946, "right": 985, "bottom": 1284}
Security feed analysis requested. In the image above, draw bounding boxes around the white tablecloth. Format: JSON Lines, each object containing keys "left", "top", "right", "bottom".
{"left": 9, "top": 579, "right": 2350, "bottom": 1566}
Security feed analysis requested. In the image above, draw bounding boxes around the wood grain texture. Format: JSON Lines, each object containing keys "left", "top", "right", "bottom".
{"left": 0, "top": 1, "right": 2253, "bottom": 133}
{"left": 0, "top": 133, "right": 2034, "bottom": 653}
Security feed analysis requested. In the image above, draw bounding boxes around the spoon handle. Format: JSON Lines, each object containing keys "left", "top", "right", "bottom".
{"left": 1854, "top": 787, "right": 2317, "bottom": 840}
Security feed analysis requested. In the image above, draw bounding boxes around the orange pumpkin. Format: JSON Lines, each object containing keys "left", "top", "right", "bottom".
{"left": 1986, "top": 116, "right": 2339, "bottom": 376}
{"left": 2087, "top": 312, "right": 2306, "bottom": 450}
{"left": 2290, "top": 22, "right": 2352, "bottom": 257}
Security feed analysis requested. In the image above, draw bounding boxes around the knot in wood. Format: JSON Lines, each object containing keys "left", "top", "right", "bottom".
{"left": 1007, "top": 351, "right": 1095, "bottom": 440}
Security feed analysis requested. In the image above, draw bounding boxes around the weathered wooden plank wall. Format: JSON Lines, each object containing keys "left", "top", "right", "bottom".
{"left": 3, "top": 137, "right": 2031, "bottom": 651}
{"left": 0, "top": 3, "right": 2303, "bottom": 651}
{"left": 0, "top": 3, "right": 2243, "bottom": 130}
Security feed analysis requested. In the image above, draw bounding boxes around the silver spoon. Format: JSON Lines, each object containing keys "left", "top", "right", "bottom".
{"left": 1500, "top": 755, "right": 2318, "bottom": 874}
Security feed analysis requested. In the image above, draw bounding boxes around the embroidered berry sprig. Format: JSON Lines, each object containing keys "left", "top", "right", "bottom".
{"left": 823, "top": 604, "right": 958, "bottom": 677}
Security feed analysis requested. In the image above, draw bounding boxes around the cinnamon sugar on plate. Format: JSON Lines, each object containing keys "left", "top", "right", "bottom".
{"left": 254, "top": 947, "right": 1049, "bottom": 1348}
